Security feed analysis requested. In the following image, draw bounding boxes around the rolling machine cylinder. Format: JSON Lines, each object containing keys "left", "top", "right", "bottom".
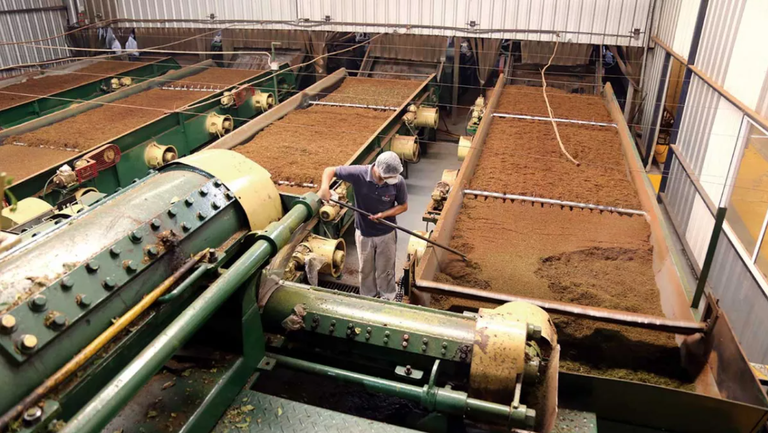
{"left": 261, "top": 281, "right": 557, "bottom": 429}
{"left": 0, "top": 150, "right": 283, "bottom": 417}
{"left": 61, "top": 193, "right": 320, "bottom": 433}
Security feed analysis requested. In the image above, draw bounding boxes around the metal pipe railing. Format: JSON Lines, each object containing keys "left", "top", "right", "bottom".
{"left": 268, "top": 353, "right": 533, "bottom": 429}
{"left": 464, "top": 189, "right": 646, "bottom": 217}
{"left": 414, "top": 279, "right": 706, "bottom": 335}
{"left": 61, "top": 195, "right": 318, "bottom": 433}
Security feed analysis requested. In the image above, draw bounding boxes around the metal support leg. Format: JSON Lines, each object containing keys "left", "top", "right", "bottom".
{"left": 452, "top": 38, "right": 460, "bottom": 123}
{"left": 691, "top": 206, "right": 727, "bottom": 308}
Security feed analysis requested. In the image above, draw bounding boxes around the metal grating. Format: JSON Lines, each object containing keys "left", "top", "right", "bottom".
{"left": 318, "top": 278, "right": 360, "bottom": 294}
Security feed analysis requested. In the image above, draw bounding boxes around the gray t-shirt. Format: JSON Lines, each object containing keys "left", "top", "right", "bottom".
{"left": 335, "top": 164, "right": 408, "bottom": 237}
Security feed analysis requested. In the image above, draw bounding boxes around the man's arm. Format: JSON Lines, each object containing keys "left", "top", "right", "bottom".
{"left": 369, "top": 202, "right": 408, "bottom": 221}
{"left": 370, "top": 179, "right": 408, "bottom": 221}
{"left": 317, "top": 166, "right": 338, "bottom": 201}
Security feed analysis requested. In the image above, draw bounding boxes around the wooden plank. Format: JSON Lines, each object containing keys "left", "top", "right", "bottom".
{"left": 651, "top": 36, "right": 689, "bottom": 65}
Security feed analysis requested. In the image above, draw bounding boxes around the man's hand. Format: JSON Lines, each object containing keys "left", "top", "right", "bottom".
{"left": 368, "top": 212, "right": 384, "bottom": 222}
{"left": 318, "top": 186, "right": 331, "bottom": 202}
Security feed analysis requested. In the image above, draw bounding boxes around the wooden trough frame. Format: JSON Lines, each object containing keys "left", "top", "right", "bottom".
{"left": 414, "top": 75, "right": 768, "bottom": 432}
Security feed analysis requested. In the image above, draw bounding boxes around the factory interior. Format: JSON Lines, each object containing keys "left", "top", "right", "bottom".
{"left": 2, "top": 1, "right": 768, "bottom": 432}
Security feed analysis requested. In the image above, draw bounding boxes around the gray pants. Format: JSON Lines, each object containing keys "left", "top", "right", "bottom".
{"left": 355, "top": 229, "right": 397, "bottom": 300}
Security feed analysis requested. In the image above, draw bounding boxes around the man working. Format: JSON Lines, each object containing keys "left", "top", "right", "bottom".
{"left": 318, "top": 151, "right": 408, "bottom": 300}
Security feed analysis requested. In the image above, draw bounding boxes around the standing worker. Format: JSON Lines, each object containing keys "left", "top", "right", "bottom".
{"left": 318, "top": 151, "right": 408, "bottom": 300}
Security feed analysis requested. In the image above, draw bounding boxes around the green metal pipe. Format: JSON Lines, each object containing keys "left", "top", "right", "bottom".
{"left": 267, "top": 353, "right": 534, "bottom": 430}
{"left": 156, "top": 263, "right": 211, "bottom": 304}
{"left": 262, "top": 281, "right": 476, "bottom": 345}
{"left": 61, "top": 196, "right": 317, "bottom": 433}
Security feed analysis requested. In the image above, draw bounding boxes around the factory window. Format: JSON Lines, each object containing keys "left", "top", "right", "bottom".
{"left": 726, "top": 121, "right": 768, "bottom": 277}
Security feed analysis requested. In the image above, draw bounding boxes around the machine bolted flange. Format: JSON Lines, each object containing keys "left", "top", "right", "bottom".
{"left": 102, "top": 277, "right": 117, "bottom": 290}
{"left": 18, "top": 334, "right": 38, "bottom": 353}
{"left": 0, "top": 315, "right": 17, "bottom": 334}
{"left": 146, "top": 246, "right": 160, "bottom": 259}
{"left": 124, "top": 260, "right": 138, "bottom": 273}
{"left": 75, "top": 294, "right": 91, "bottom": 308}
{"left": 22, "top": 406, "right": 42, "bottom": 426}
{"left": 60, "top": 277, "right": 74, "bottom": 290}
{"left": 129, "top": 230, "right": 143, "bottom": 243}
{"left": 29, "top": 295, "right": 47, "bottom": 312}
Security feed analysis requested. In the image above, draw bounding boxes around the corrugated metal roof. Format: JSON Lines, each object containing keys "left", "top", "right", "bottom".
{"left": 82, "top": 0, "right": 652, "bottom": 47}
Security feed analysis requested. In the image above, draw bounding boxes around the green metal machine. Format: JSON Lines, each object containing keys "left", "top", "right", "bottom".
{"left": 0, "top": 149, "right": 556, "bottom": 433}
{"left": 1, "top": 73, "right": 767, "bottom": 433}
{"left": 0, "top": 58, "right": 181, "bottom": 130}
{"left": 2, "top": 61, "right": 295, "bottom": 212}
{"left": 206, "top": 68, "right": 441, "bottom": 240}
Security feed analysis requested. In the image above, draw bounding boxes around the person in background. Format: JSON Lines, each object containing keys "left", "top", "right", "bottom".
{"left": 105, "top": 28, "right": 122, "bottom": 55}
{"left": 126, "top": 29, "right": 139, "bottom": 61}
{"left": 211, "top": 32, "right": 224, "bottom": 67}
{"left": 318, "top": 152, "right": 408, "bottom": 300}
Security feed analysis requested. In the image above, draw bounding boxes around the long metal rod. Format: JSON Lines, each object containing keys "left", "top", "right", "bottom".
{"left": 308, "top": 100, "right": 399, "bottom": 111}
{"left": 330, "top": 198, "right": 468, "bottom": 260}
{"left": 692, "top": 207, "right": 727, "bottom": 308}
{"left": 267, "top": 353, "right": 526, "bottom": 427}
{"left": 463, "top": 190, "right": 646, "bottom": 217}
{"left": 157, "top": 262, "right": 211, "bottom": 304}
{"left": 0, "top": 249, "right": 210, "bottom": 432}
{"left": 414, "top": 279, "right": 706, "bottom": 335}
{"left": 492, "top": 112, "right": 617, "bottom": 128}
{"left": 61, "top": 202, "right": 313, "bottom": 433}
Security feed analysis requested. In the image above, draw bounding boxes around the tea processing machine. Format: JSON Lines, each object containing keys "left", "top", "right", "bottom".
{"left": 1, "top": 78, "right": 767, "bottom": 433}
{"left": 0, "top": 149, "right": 559, "bottom": 433}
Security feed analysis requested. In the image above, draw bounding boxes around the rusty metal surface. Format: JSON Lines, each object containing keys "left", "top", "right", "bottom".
{"left": 0, "top": 170, "right": 209, "bottom": 310}
{"left": 414, "top": 279, "right": 706, "bottom": 335}
{"left": 559, "top": 371, "right": 768, "bottom": 433}
{"left": 701, "top": 292, "right": 768, "bottom": 409}
{"left": 469, "top": 304, "right": 527, "bottom": 403}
